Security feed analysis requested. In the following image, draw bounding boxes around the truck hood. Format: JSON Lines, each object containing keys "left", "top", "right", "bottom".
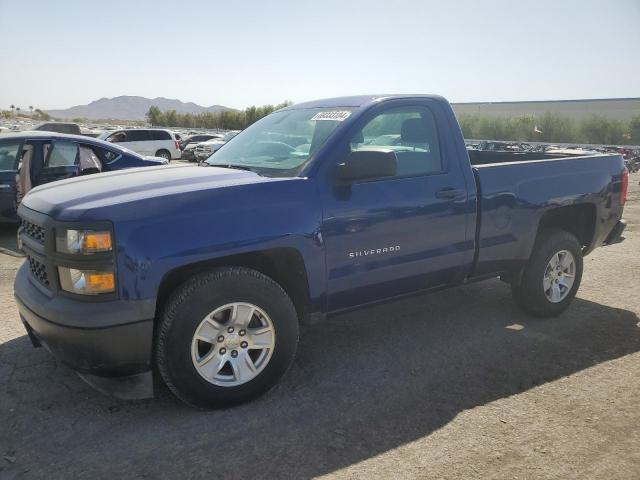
{"left": 21, "top": 164, "right": 289, "bottom": 220}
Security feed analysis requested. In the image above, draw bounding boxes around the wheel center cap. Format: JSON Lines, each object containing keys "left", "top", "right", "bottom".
{"left": 225, "top": 333, "right": 240, "bottom": 349}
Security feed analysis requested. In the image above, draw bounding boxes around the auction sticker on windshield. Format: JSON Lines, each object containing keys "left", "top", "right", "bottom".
{"left": 311, "top": 111, "right": 352, "bottom": 121}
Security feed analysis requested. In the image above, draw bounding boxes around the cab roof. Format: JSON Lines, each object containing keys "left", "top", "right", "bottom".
{"left": 281, "top": 94, "right": 448, "bottom": 110}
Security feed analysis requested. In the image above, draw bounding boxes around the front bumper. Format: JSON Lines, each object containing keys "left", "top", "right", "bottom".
{"left": 14, "top": 263, "right": 156, "bottom": 399}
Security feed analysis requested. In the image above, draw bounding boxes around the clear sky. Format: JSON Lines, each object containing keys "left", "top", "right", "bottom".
{"left": 1, "top": 0, "right": 639, "bottom": 110}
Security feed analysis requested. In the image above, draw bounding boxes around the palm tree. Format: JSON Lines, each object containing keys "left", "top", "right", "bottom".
{"left": 9, "top": 104, "right": 15, "bottom": 112}
{"left": 16, "top": 107, "right": 21, "bottom": 116}
{"left": 29, "top": 105, "right": 34, "bottom": 115}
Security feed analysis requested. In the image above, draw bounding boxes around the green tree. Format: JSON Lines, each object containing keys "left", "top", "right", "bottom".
{"left": 34, "top": 109, "right": 51, "bottom": 121}
{"left": 457, "top": 115, "right": 479, "bottom": 138}
{"left": 580, "top": 115, "right": 612, "bottom": 144}
{"left": 537, "top": 113, "right": 576, "bottom": 143}
{"left": 628, "top": 115, "right": 640, "bottom": 145}
{"left": 146, "top": 106, "right": 163, "bottom": 126}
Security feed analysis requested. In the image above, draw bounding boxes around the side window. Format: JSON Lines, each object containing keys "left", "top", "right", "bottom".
{"left": 352, "top": 106, "right": 442, "bottom": 177}
{"left": 78, "top": 146, "right": 103, "bottom": 172}
{"left": 46, "top": 142, "right": 79, "bottom": 167}
{"left": 91, "top": 144, "right": 121, "bottom": 164}
{"left": 107, "top": 131, "right": 127, "bottom": 143}
{"left": 0, "top": 142, "right": 21, "bottom": 170}
{"left": 151, "top": 130, "right": 171, "bottom": 141}
{"left": 123, "top": 130, "right": 149, "bottom": 142}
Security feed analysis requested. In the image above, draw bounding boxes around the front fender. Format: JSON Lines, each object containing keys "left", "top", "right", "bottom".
{"left": 113, "top": 178, "right": 325, "bottom": 310}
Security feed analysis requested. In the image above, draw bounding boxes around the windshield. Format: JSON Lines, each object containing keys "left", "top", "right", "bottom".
{"left": 222, "top": 131, "right": 238, "bottom": 141}
{"left": 205, "top": 108, "right": 354, "bottom": 175}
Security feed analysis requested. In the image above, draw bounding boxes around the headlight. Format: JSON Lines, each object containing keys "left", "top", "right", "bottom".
{"left": 58, "top": 267, "right": 115, "bottom": 295}
{"left": 56, "top": 229, "right": 112, "bottom": 254}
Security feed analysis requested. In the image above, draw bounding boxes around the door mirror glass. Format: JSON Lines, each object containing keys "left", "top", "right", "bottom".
{"left": 334, "top": 149, "right": 397, "bottom": 183}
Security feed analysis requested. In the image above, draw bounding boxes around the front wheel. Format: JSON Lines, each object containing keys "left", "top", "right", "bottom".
{"left": 511, "top": 229, "right": 583, "bottom": 317}
{"left": 156, "top": 267, "right": 299, "bottom": 408}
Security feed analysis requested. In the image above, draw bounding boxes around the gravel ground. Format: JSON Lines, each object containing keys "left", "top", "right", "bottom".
{"left": 0, "top": 174, "right": 639, "bottom": 480}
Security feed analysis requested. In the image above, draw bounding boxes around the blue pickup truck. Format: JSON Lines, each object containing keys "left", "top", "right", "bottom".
{"left": 14, "top": 95, "right": 628, "bottom": 407}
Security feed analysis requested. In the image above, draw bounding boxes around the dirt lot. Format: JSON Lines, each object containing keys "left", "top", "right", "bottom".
{"left": 1, "top": 175, "right": 639, "bottom": 480}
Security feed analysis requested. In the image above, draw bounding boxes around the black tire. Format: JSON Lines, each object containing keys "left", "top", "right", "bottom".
{"left": 156, "top": 267, "right": 299, "bottom": 408}
{"left": 511, "top": 229, "right": 583, "bottom": 317}
{"left": 155, "top": 149, "right": 171, "bottom": 161}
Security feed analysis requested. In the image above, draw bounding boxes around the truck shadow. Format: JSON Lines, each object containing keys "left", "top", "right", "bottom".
{"left": 1, "top": 279, "right": 639, "bottom": 478}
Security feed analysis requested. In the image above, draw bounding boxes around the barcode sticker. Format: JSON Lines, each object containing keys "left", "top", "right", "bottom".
{"left": 311, "top": 111, "right": 352, "bottom": 121}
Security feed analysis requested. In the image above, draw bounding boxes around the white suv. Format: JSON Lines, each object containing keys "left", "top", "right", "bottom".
{"left": 99, "top": 129, "right": 181, "bottom": 161}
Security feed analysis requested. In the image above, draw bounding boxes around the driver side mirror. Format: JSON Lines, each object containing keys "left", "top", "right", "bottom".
{"left": 333, "top": 149, "right": 397, "bottom": 183}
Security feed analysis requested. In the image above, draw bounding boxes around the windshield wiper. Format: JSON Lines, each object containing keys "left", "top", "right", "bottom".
{"left": 201, "top": 163, "right": 259, "bottom": 174}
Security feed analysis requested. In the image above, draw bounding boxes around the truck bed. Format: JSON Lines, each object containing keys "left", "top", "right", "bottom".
{"left": 468, "top": 149, "right": 577, "bottom": 165}
{"left": 471, "top": 153, "right": 625, "bottom": 278}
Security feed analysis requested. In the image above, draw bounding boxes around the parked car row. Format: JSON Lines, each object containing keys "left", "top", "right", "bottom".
{"left": 98, "top": 128, "right": 182, "bottom": 161}
{"left": 180, "top": 133, "right": 224, "bottom": 161}
{"left": 0, "top": 132, "right": 167, "bottom": 223}
{"left": 193, "top": 130, "right": 240, "bottom": 162}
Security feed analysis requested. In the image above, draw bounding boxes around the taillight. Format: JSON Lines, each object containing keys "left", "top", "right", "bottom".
{"left": 620, "top": 167, "right": 628, "bottom": 206}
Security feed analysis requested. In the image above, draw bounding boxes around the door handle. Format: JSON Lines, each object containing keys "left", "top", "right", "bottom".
{"left": 435, "top": 187, "right": 463, "bottom": 199}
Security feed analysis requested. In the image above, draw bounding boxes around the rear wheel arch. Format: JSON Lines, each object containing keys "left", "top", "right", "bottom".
{"left": 534, "top": 203, "right": 597, "bottom": 252}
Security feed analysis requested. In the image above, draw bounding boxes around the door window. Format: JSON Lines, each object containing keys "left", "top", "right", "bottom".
{"left": 351, "top": 106, "right": 443, "bottom": 177}
{"left": 46, "top": 142, "right": 79, "bottom": 167}
{"left": 0, "top": 142, "right": 21, "bottom": 170}
{"left": 90, "top": 144, "right": 121, "bottom": 164}
{"left": 78, "top": 146, "right": 103, "bottom": 172}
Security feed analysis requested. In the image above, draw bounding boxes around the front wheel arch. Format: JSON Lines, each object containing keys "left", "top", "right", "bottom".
{"left": 154, "top": 248, "right": 312, "bottom": 324}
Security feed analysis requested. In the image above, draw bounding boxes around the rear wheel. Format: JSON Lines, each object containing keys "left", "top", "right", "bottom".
{"left": 156, "top": 267, "right": 299, "bottom": 408}
{"left": 155, "top": 149, "right": 171, "bottom": 161}
{"left": 511, "top": 229, "right": 583, "bottom": 317}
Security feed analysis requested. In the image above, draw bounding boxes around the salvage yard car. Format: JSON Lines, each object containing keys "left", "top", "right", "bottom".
{"left": 181, "top": 133, "right": 224, "bottom": 161}
{"left": 14, "top": 95, "right": 628, "bottom": 408}
{"left": 98, "top": 128, "right": 182, "bottom": 161}
{"left": 193, "top": 130, "right": 240, "bottom": 161}
{"left": 0, "top": 132, "right": 167, "bottom": 223}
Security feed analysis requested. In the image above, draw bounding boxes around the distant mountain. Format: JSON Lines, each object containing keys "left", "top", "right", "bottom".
{"left": 47, "top": 96, "right": 234, "bottom": 121}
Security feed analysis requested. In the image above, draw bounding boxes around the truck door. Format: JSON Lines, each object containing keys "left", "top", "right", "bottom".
{"left": 0, "top": 140, "right": 21, "bottom": 221}
{"left": 321, "top": 101, "right": 472, "bottom": 311}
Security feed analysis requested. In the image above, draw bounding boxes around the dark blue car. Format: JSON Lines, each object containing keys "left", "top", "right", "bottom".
{"left": 0, "top": 132, "right": 167, "bottom": 222}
